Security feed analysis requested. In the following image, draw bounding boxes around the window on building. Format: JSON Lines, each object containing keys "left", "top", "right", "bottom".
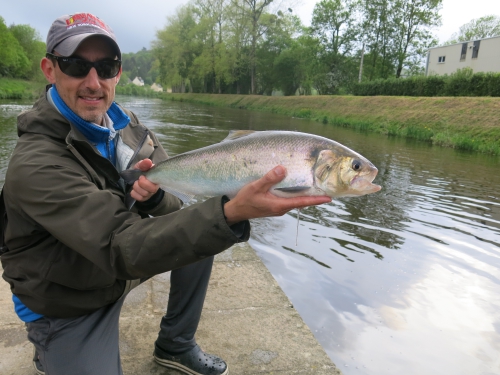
{"left": 460, "top": 43, "right": 467, "bottom": 61}
{"left": 472, "top": 40, "right": 480, "bottom": 58}
{"left": 438, "top": 56, "right": 446, "bottom": 63}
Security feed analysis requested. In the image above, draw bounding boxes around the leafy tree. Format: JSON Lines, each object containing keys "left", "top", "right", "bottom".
{"left": 360, "top": 0, "right": 396, "bottom": 80}
{"left": 189, "top": 0, "right": 230, "bottom": 93}
{"left": 153, "top": 5, "right": 199, "bottom": 92}
{"left": 9, "top": 23, "right": 46, "bottom": 80}
{"left": 0, "top": 17, "right": 31, "bottom": 78}
{"left": 310, "top": 0, "right": 361, "bottom": 93}
{"left": 233, "top": 0, "right": 274, "bottom": 94}
{"left": 311, "top": 0, "right": 360, "bottom": 56}
{"left": 122, "top": 48, "right": 158, "bottom": 85}
{"left": 391, "top": 0, "right": 442, "bottom": 78}
{"left": 445, "top": 14, "right": 500, "bottom": 44}
{"left": 256, "top": 10, "right": 302, "bottom": 95}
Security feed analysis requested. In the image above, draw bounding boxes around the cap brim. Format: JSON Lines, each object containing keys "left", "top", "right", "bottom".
{"left": 53, "top": 33, "right": 120, "bottom": 58}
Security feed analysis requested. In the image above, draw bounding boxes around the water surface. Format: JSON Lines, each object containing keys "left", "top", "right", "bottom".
{"left": 1, "top": 96, "right": 499, "bottom": 375}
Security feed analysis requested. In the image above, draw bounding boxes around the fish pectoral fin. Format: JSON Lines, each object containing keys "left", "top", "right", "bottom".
{"left": 161, "top": 187, "right": 195, "bottom": 204}
{"left": 221, "top": 130, "right": 257, "bottom": 142}
{"left": 273, "top": 186, "right": 312, "bottom": 193}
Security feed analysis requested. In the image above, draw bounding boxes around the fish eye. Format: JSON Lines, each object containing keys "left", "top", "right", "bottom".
{"left": 352, "top": 160, "right": 361, "bottom": 171}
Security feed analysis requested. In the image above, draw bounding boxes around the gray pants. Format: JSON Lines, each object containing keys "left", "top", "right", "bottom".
{"left": 26, "top": 256, "right": 214, "bottom": 375}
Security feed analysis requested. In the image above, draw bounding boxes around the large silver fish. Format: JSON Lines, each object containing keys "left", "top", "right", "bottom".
{"left": 121, "top": 130, "right": 381, "bottom": 203}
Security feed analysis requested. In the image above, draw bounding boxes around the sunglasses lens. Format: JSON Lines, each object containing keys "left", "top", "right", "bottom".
{"left": 58, "top": 59, "right": 91, "bottom": 78}
{"left": 57, "top": 58, "right": 120, "bottom": 79}
{"left": 95, "top": 61, "right": 121, "bottom": 79}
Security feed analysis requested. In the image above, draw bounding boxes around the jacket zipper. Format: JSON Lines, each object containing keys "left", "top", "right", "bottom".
{"left": 125, "top": 129, "right": 149, "bottom": 170}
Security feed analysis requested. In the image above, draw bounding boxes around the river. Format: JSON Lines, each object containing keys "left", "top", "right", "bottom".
{"left": 1, "top": 96, "right": 499, "bottom": 375}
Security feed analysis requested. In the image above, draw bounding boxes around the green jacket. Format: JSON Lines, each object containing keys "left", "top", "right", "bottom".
{"left": 1, "top": 94, "right": 249, "bottom": 318}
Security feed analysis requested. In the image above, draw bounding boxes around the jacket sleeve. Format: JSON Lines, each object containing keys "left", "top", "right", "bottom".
{"left": 5, "top": 136, "right": 249, "bottom": 280}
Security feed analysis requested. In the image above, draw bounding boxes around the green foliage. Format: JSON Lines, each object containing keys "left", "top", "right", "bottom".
{"left": 352, "top": 69, "right": 500, "bottom": 97}
{"left": 9, "top": 23, "right": 46, "bottom": 80}
{"left": 0, "top": 77, "right": 45, "bottom": 99}
{"left": 121, "top": 48, "right": 159, "bottom": 87}
{"left": 151, "top": 0, "right": 443, "bottom": 95}
{"left": 115, "top": 83, "right": 161, "bottom": 97}
{"left": 445, "top": 15, "right": 500, "bottom": 44}
{"left": 0, "top": 17, "right": 31, "bottom": 78}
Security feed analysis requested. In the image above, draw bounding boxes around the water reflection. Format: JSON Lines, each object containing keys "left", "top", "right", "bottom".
{"left": 2, "top": 96, "right": 499, "bottom": 375}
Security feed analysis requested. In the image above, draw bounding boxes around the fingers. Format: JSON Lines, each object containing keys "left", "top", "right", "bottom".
{"left": 134, "top": 158, "right": 154, "bottom": 172}
{"left": 253, "top": 165, "right": 287, "bottom": 192}
{"left": 129, "top": 159, "right": 159, "bottom": 202}
{"left": 223, "top": 165, "right": 331, "bottom": 225}
{"left": 131, "top": 176, "right": 159, "bottom": 202}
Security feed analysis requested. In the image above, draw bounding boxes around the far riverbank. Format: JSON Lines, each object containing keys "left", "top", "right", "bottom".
{"left": 161, "top": 93, "right": 500, "bottom": 156}
{"left": 1, "top": 77, "right": 498, "bottom": 156}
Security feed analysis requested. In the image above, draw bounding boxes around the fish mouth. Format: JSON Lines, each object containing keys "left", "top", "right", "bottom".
{"left": 350, "top": 171, "right": 381, "bottom": 194}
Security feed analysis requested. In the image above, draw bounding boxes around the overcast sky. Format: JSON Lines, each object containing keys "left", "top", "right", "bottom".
{"left": 2, "top": 0, "right": 497, "bottom": 53}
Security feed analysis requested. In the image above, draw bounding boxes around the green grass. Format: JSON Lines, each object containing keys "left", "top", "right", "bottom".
{"left": 0, "top": 78, "right": 46, "bottom": 99}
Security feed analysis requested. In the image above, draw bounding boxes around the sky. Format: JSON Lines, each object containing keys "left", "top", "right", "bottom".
{"left": 1, "top": 0, "right": 497, "bottom": 54}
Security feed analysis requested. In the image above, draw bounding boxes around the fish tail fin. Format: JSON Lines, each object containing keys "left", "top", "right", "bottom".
{"left": 120, "top": 169, "right": 144, "bottom": 185}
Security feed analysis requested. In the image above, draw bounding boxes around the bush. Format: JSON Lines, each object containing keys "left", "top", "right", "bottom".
{"left": 352, "top": 69, "right": 500, "bottom": 97}
{"left": 115, "top": 83, "right": 161, "bottom": 97}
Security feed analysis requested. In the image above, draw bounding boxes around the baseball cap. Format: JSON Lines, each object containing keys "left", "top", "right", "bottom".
{"left": 46, "top": 13, "right": 121, "bottom": 58}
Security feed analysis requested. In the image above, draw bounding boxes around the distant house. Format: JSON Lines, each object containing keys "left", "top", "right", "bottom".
{"left": 426, "top": 35, "right": 500, "bottom": 76}
{"left": 150, "top": 83, "right": 163, "bottom": 92}
{"left": 132, "top": 77, "right": 145, "bottom": 86}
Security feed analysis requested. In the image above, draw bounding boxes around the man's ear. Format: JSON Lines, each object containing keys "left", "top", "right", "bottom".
{"left": 40, "top": 57, "right": 56, "bottom": 84}
{"left": 115, "top": 67, "right": 122, "bottom": 85}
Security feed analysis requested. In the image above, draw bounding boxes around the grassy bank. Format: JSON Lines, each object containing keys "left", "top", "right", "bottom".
{"left": 161, "top": 93, "right": 500, "bottom": 156}
{"left": 0, "top": 78, "right": 46, "bottom": 99}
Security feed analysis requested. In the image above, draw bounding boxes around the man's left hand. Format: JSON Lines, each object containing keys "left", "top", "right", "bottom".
{"left": 130, "top": 159, "right": 159, "bottom": 202}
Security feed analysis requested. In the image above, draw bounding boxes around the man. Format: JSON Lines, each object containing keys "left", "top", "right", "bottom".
{"left": 0, "top": 13, "right": 331, "bottom": 375}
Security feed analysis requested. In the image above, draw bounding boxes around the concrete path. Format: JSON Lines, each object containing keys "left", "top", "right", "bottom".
{"left": 0, "top": 242, "right": 340, "bottom": 375}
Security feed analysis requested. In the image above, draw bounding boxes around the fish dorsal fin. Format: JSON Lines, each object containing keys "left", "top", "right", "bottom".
{"left": 221, "top": 130, "right": 258, "bottom": 142}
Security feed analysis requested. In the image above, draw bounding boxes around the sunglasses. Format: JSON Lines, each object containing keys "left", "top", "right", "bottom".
{"left": 46, "top": 53, "right": 121, "bottom": 79}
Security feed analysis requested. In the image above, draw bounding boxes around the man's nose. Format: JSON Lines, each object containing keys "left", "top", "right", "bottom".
{"left": 84, "top": 67, "right": 101, "bottom": 89}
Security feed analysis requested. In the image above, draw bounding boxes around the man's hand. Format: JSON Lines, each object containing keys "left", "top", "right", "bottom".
{"left": 130, "top": 159, "right": 159, "bottom": 202}
{"left": 223, "top": 165, "right": 332, "bottom": 226}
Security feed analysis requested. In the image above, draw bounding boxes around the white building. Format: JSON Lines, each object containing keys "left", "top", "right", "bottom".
{"left": 426, "top": 35, "right": 500, "bottom": 76}
{"left": 132, "top": 77, "right": 145, "bottom": 86}
{"left": 150, "top": 83, "right": 163, "bottom": 92}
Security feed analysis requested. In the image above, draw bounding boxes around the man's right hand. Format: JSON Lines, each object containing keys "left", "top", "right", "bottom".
{"left": 223, "top": 165, "right": 332, "bottom": 226}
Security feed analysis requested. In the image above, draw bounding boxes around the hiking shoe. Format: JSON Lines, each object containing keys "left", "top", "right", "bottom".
{"left": 33, "top": 347, "right": 45, "bottom": 375}
{"left": 153, "top": 344, "right": 228, "bottom": 375}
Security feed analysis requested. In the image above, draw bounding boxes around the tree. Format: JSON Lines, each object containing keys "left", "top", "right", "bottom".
{"left": 446, "top": 14, "right": 500, "bottom": 44}
{"left": 256, "top": 10, "right": 303, "bottom": 95}
{"left": 153, "top": 5, "right": 199, "bottom": 92}
{"left": 310, "top": 0, "right": 361, "bottom": 93}
{"left": 0, "top": 17, "right": 31, "bottom": 78}
{"left": 190, "top": 0, "right": 230, "bottom": 93}
{"left": 9, "top": 23, "right": 46, "bottom": 80}
{"left": 391, "top": 0, "right": 442, "bottom": 78}
{"left": 360, "top": 0, "right": 396, "bottom": 80}
{"left": 311, "top": 0, "right": 360, "bottom": 56}
{"left": 233, "top": 0, "right": 274, "bottom": 94}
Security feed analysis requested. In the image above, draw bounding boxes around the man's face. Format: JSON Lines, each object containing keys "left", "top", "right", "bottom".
{"left": 41, "top": 36, "right": 121, "bottom": 125}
